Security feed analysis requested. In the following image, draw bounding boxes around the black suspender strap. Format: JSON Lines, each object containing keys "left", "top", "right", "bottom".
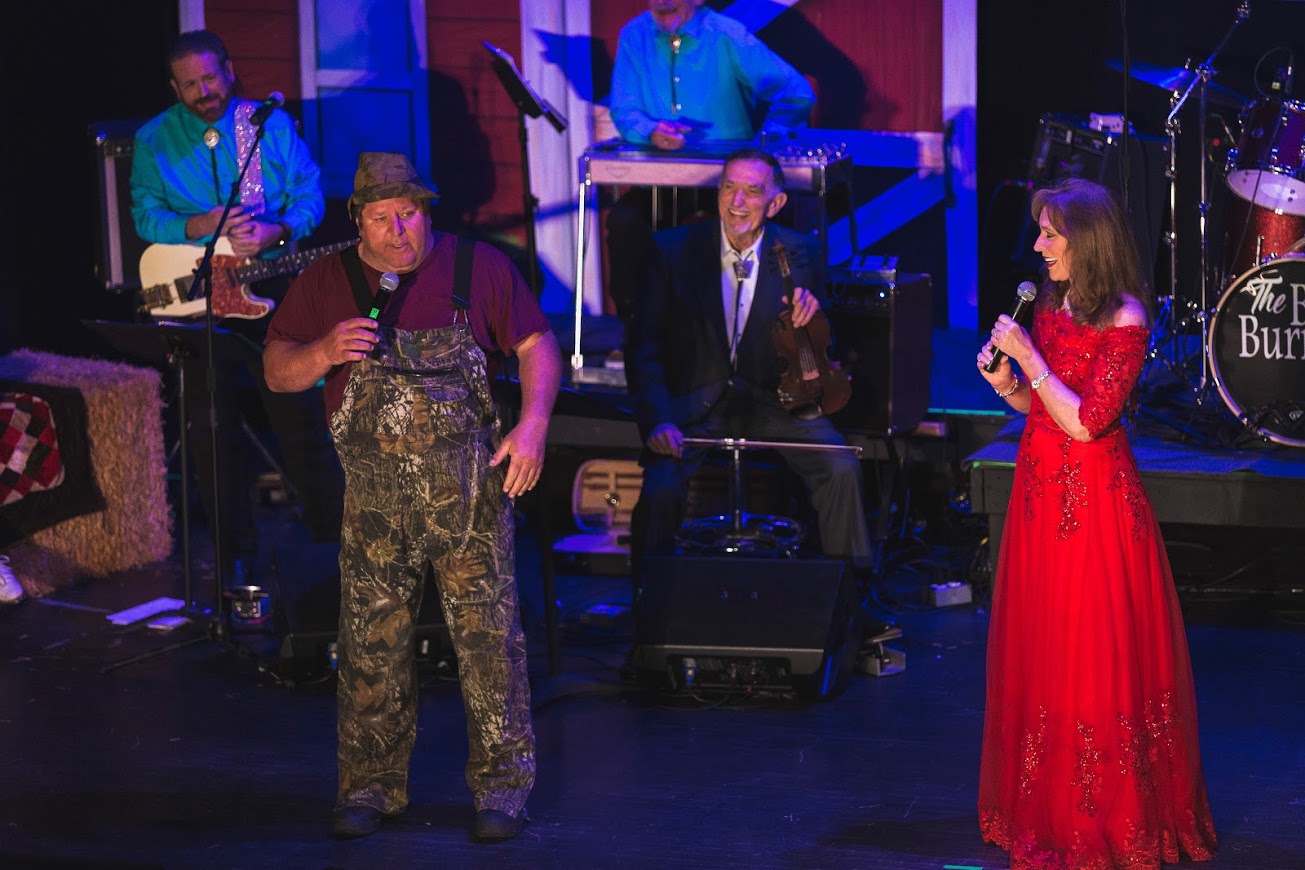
{"left": 340, "top": 236, "right": 472, "bottom": 319}
{"left": 339, "top": 245, "right": 375, "bottom": 318}
{"left": 452, "top": 235, "right": 474, "bottom": 312}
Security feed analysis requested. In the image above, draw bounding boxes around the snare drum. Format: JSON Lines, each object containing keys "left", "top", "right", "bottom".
{"left": 1220, "top": 194, "right": 1305, "bottom": 283}
{"left": 1225, "top": 98, "right": 1305, "bottom": 216}
{"left": 1209, "top": 256, "right": 1305, "bottom": 446}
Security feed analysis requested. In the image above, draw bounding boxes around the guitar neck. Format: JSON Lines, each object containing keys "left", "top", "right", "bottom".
{"left": 234, "top": 239, "right": 357, "bottom": 284}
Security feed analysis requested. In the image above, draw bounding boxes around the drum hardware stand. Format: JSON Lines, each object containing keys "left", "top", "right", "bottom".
{"left": 1147, "top": 1, "right": 1251, "bottom": 407}
{"left": 1239, "top": 401, "right": 1305, "bottom": 447}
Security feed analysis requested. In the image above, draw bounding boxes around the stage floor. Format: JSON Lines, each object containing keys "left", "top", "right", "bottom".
{"left": 0, "top": 502, "right": 1302, "bottom": 869}
{"left": 3, "top": 325, "right": 1303, "bottom": 868}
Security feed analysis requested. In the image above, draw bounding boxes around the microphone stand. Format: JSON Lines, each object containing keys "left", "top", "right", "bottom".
{"left": 188, "top": 118, "right": 270, "bottom": 646}
{"left": 99, "top": 116, "right": 273, "bottom": 674}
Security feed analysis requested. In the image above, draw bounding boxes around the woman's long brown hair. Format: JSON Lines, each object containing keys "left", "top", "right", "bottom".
{"left": 1031, "top": 178, "right": 1152, "bottom": 329}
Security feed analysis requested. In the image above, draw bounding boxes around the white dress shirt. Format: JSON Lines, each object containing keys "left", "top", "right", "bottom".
{"left": 720, "top": 227, "right": 764, "bottom": 365}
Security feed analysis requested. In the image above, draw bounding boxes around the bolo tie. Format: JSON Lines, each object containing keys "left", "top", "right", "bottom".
{"left": 669, "top": 34, "right": 682, "bottom": 114}
{"left": 203, "top": 126, "right": 221, "bottom": 203}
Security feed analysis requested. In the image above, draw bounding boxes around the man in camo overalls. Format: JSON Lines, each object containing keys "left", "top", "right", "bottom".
{"left": 264, "top": 152, "right": 561, "bottom": 843}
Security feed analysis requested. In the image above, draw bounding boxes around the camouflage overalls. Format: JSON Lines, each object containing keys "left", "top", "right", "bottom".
{"left": 329, "top": 298, "right": 535, "bottom": 818}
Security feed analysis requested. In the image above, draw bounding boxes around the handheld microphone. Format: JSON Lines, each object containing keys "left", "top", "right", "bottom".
{"left": 368, "top": 272, "right": 401, "bottom": 320}
{"left": 249, "top": 92, "right": 285, "bottom": 125}
{"left": 984, "top": 281, "right": 1038, "bottom": 373}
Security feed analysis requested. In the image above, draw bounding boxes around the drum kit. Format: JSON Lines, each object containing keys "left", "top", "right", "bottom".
{"left": 1132, "top": 1, "right": 1305, "bottom": 447}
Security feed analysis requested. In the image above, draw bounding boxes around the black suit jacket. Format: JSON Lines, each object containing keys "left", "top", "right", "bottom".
{"left": 627, "top": 221, "right": 824, "bottom": 433}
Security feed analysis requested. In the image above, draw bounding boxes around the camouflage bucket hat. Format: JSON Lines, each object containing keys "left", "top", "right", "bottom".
{"left": 347, "top": 152, "right": 439, "bottom": 219}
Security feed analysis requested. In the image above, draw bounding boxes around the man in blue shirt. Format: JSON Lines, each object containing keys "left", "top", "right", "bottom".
{"left": 605, "top": 0, "right": 815, "bottom": 324}
{"left": 131, "top": 30, "right": 342, "bottom": 590}
{"left": 132, "top": 33, "right": 324, "bottom": 256}
{"left": 610, "top": 0, "right": 815, "bottom": 150}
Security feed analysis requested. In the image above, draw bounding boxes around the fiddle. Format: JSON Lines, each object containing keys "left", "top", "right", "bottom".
{"left": 770, "top": 240, "right": 851, "bottom": 419}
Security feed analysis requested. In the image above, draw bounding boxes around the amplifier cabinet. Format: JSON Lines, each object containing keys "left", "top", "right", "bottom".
{"left": 825, "top": 268, "right": 932, "bottom": 436}
{"left": 91, "top": 120, "right": 147, "bottom": 291}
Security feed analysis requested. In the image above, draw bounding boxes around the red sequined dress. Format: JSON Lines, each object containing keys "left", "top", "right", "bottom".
{"left": 978, "top": 308, "right": 1218, "bottom": 869}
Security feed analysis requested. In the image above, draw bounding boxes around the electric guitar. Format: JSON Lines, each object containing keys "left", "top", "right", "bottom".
{"left": 138, "top": 237, "right": 358, "bottom": 319}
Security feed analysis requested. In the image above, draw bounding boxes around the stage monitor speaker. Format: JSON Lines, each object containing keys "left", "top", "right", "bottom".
{"left": 632, "top": 556, "right": 858, "bottom": 699}
{"left": 271, "top": 540, "right": 450, "bottom": 679}
{"left": 90, "top": 120, "right": 148, "bottom": 292}
{"left": 824, "top": 266, "right": 932, "bottom": 436}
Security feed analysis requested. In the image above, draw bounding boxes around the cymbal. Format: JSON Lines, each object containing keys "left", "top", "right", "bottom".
{"left": 1106, "top": 59, "right": 1247, "bottom": 107}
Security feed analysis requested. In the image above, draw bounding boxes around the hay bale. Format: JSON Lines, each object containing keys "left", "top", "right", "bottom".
{"left": 0, "top": 539, "right": 78, "bottom": 599}
{"left": 0, "top": 349, "right": 172, "bottom": 592}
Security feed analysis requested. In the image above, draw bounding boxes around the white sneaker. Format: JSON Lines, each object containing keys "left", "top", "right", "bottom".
{"left": 0, "top": 554, "right": 23, "bottom": 603}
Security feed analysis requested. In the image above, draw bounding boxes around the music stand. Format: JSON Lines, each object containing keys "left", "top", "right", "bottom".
{"left": 83, "top": 318, "right": 264, "bottom": 670}
{"left": 483, "top": 41, "right": 567, "bottom": 299}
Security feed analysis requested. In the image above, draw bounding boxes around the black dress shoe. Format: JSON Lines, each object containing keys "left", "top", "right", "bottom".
{"left": 331, "top": 804, "right": 385, "bottom": 839}
{"left": 473, "top": 808, "right": 528, "bottom": 843}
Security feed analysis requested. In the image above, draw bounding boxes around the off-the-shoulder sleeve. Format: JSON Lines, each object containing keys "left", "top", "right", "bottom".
{"left": 1077, "top": 325, "right": 1149, "bottom": 438}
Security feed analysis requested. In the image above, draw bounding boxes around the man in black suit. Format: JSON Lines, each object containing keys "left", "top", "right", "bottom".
{"left": 626, "top": 148, "right": 870, "bottom": 576}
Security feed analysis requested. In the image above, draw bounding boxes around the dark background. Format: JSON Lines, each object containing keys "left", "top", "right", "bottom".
{"left": 977, "top": 0, "right": 1305, "bottom": 328}
{"left": 1, "top": 1, "right": 1301, "bottom": 358}
{"left": 0, "top": 0, "right": 178, "bottom": 357}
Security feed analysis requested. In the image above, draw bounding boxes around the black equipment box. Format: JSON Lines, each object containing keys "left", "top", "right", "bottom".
{"left": 825, "top": 262, "right": 932, "bottom": 436}
{"left": 631, "top": 556, "right": 858, "bottom": 700}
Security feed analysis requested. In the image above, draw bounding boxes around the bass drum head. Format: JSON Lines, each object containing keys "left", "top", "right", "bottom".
{"left": 1209, "top": 255, "right": 1305, "bottom": 446}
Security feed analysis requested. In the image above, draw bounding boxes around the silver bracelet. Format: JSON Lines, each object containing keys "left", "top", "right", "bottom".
{"left": 1031, "top": 369, "right": 1053, "bottom": 390}
{"left": 994, "top": 376, "right": 1022, "bottom": 399}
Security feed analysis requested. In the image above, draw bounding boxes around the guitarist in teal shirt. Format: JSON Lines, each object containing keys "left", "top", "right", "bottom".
{"left": 131, "top": 32, "right": 323, "bottom": 259}
{"left": 130, "top": 30, "right": 342, "bottom": 591}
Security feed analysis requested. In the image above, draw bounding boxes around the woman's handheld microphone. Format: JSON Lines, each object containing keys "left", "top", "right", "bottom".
{"left": 984, "top": 281, "right": 1038, "bottom": 373}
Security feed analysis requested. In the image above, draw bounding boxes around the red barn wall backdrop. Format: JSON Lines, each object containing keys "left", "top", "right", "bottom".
{"left": 590, "top": 0, "right": 942, "bottom": 133}
{"left": 207, "top": 0, "right": 303, "bottom": 103}
{"left": 209, "top": 0, "right": 945, "bottom": 248}
{"left": 759, "top": 0, "right": 942, "bottom": 133}
{"left": 425, "top": 0, "right": 524, "bottom": 230}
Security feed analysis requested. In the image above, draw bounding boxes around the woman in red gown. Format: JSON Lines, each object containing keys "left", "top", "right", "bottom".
{"left": 975, "top": 178, "right": 1218, "bottom": 869}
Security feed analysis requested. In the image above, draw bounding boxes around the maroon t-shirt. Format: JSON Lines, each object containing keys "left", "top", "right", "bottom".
{"left": 266, "top": 231, "right": 551, "bottom": 418}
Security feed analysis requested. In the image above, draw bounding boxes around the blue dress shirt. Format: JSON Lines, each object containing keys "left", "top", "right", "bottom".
{"left": 131, "top": 98, "right": 324, "bottom": 248}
